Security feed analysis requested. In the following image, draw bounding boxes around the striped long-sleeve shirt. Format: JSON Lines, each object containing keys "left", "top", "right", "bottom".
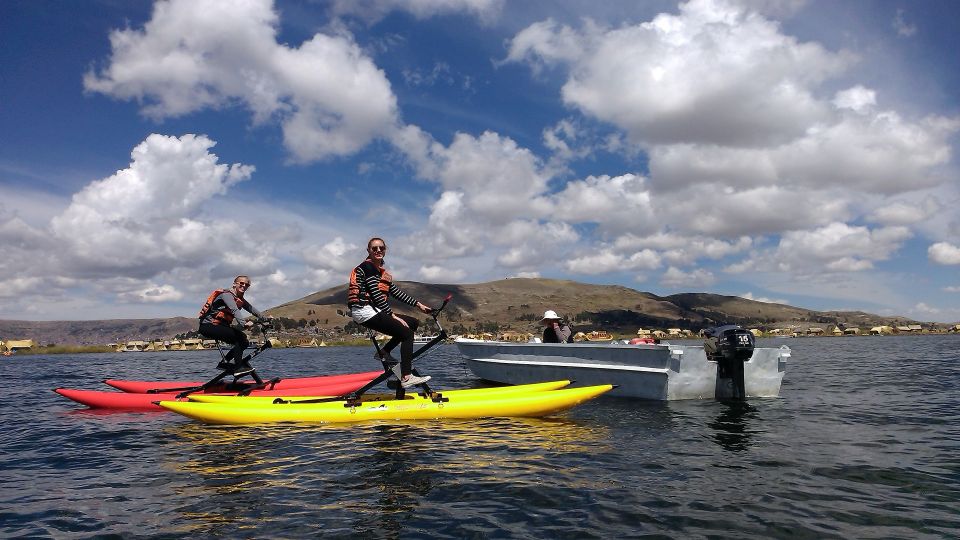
{"left": 348, "top": 259, "right": 418, "bottom": 317}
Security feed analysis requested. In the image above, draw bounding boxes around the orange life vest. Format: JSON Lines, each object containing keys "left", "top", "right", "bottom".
{"left": 198, "top": 288, "right": 246, "bottom": 325}
{"left": 347, "top": 259, "right": 392, "bottom": 307}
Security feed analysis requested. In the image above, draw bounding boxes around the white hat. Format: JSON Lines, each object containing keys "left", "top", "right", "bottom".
{"left": 540, "top": 310, "right": 561, "bottom": 322}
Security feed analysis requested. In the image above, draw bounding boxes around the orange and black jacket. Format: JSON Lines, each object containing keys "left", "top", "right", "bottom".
{"left": 348, "top": 259, "right": 418, "bottom": 315}
{"left": 198, "top": 289, "right": 261, "bottom": 326}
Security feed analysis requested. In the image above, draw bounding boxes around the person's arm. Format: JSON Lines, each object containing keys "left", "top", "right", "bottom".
{"left": 558, "top": 324, "right": 573, "bottom": 343}
{"left": 391, "top": 283, "right": 433, "bottom": 313}
{"left": 244, "top": 302, "right": 263, "bottom": 319}
{"left": 388, "top": 282, "right": 419, "bottom": 308}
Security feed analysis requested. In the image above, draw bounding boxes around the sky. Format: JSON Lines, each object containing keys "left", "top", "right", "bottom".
{"left": 1, "top": 0, "right": 959, "bottom": 323}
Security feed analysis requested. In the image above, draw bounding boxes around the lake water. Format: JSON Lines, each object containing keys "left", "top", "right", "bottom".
{"left": 2, "top": 335, "right": 958, "bottom": 538}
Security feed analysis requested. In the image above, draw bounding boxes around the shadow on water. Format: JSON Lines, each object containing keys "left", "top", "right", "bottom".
{"left": 707, "top": 401, "right": 760, "bottom": 452}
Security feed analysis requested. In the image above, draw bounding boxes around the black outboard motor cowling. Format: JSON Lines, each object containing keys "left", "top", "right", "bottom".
{"left": 704, "top": 325, "right": 755, "bottom": 400}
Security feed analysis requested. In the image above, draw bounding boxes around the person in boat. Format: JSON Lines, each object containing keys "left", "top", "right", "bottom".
{"left": 541, "top": 310, "right": 573, "bottom": 343}
{"left": 348, "top": 237, "right": 433, "bottom": 388}
{"left": 197, "top": 275, "right": 265, "bottom": 370}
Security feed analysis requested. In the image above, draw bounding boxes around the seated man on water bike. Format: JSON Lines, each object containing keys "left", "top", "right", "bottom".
{"left": 348, "top": 237, "right": 433, "bottom": 388}
{"left": 197, "top": 275, "right": 266, "bottom": 372}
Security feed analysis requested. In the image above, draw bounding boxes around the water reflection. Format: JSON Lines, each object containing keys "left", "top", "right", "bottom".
{"left": 160, "top": 416, "right": 610, "bottom": 535}
{"left": 708, "top": 402, "right": 759, "bottom": 452}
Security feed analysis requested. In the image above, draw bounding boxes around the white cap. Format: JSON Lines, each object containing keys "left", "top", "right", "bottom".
{"left": 540, "top": 310, "right": 561, "bottom": 322}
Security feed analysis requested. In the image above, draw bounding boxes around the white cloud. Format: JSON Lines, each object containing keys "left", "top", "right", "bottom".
{"left": 833, "top": 85, "right": 876, "bottom": 113}
{"left": 49, "top": 134, "right": 254, "bottom": 278}
{"left": 739, "top": 292, "right": 788, "bottom": 304}
{"left": 911, "top": 302, "right": 939, "bottom": 315}
{"left": 85, "top": 0, "right": 398, "bottom": 162}
{"left": 929, "top": 242, "right": 960, "bottom": 265}
{"left": 867, "top": 197, "right": 941, "bottom": 226}
{"left": 507, "top": 1, "right": 850, "bottom": 147}
{"left": 304, "top": 236, "right": 361, "bottom": 272}
{"left": 119, "top": 284, "right": 185, "bottom": 303}
{"left": 327, "top": 0, "right": 503, "bottom": 25}
{"left": 502, "top": 0, "right": 960, "bottom": 252}
{"left": 552, "top": 174, "right": 657, "bottom": 235}
{"left": 565, "top": 248, "right": 661, "bottom": 274}
{"left": 660, "top": 266, "right": 715, "bottom": 288}
{"left": 944, "top": 286, "right": 960, "bottom": 293}
{"left": 419, "top": 264, "right": 467, "bottom": 281}
{"left": 402, "top": 131, "right": 557, "bottom": 258}
{"left": 565, "top": 250, "right": 626, "bottom": 275}
{"left": 738, "top": 222, "right": 912, "bottom": 275}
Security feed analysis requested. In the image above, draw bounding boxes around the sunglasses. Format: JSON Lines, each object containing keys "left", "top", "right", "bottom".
{"left": 369, "top": 246, "right": 387, "bottom": 252}
{"left": 236, "top": 282, "right": 251, "bottom": 287}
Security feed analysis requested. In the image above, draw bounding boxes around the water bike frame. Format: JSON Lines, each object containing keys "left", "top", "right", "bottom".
{"left": 279, "top": 294, "right": 454, "bottom": 407}
{"left": 143, "top": 320, "right": 279, "bottom": 398}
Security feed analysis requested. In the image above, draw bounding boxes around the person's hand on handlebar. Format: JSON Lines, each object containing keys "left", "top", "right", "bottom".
{"left": 415, "top": 301, "right": 432, "bottom": 314}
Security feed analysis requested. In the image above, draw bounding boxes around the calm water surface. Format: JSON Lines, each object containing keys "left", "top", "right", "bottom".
{"left": 2, "top": 336, "right": 958, "bottom": 538}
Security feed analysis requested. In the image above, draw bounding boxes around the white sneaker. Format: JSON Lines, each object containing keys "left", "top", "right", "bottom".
{"left": 401, "top": 374, "right": 431, "bottom": 388}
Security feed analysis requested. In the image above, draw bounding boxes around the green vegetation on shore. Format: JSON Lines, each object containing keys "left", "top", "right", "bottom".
{"left": 13, "top": 345, "right": 117, "bottom": 355}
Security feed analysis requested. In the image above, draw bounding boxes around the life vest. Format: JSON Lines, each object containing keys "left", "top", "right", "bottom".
{"left": 347, "top": 259, "right": 392, "bottom": 307}
{"left": 198, "top": 288, "right": 246, "bottom": 325}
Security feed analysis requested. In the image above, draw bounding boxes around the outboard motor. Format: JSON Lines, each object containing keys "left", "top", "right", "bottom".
{"left": 704, "top": 325, "right": 755, "bottom": 400}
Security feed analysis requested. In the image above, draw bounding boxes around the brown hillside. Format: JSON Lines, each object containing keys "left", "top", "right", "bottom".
{"left": 1, "top": 279, "right": 933, "bottom": 345}
{"left": 0, "top": 317, "right": 197, "bottom": 346}
{"left": 266, "top": 278, "right": 922, "bottom": 334}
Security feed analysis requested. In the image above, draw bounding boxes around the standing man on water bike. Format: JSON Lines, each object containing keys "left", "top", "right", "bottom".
{"left": 198, "top": 275, "right": 265, "bottom": 371}
{"left": 348, "top": 237, "right": 433, "bottom": 388}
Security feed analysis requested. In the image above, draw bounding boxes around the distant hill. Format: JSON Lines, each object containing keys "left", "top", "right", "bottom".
{"left": 0, "top": 317, "right": 197, "bottom": 346}
{"left": 0, "top": 278, "right": 933, "bottom": 345}
{"left": 268, "top": 278, "right": 923, "bottom": 334}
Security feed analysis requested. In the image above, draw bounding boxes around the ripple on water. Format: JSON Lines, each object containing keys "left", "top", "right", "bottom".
{"left": 2, "top": 339, "right": 960, "bottom": 538}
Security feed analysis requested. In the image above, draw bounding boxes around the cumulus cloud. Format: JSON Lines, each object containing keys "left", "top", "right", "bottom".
{"left": 327, "top": 0, "right": 503, "bottom": 25}
{"left": 565, "top": 248, "right": 662, "bottom": 275}
{"left": 660, "top": 266, "right": 715, "bottom": 288}
{"left": 50, "top": 134, "right": 254, "bottom": 278}
{"left": 867, "top": 197, "right": 941, "bottom": 226}
{"left": 506, "top": 0, "right": 849, "bottom": 147}
{"left": 929, "top": 242, "right": 960, "bottom": 265}
{"left": 85, "top": 0, "right": 398, "bottom": 162}
{"left": 833, "top": 85, "right": 876, "bottom": 113}
{"left": 488, "top": 0, "right": 958, "bottom": 293}
{"left": 739, "top": 292, "right": 788, "bottom": 304}
{"left": 419, "top": 264, "right": 467, "bottom": 281}
{"left": 552, "top": 174, "right": 657, "bottom": 235}
{"left": 304, "top": 236, "right": 361, "bottom": 272}
{"left": 734, "top": 222, "right": 912, "bottom": 275}
{"left": 401, "top": 130, "right": 559, "bottom": 258}
{"left": 118, "top": 284, "right": 185, "bottom": 303}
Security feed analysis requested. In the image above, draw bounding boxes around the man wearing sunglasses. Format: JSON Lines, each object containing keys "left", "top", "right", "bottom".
{"left": 198, "top": 275, "right": 265, "bottom": 370}
{"left": 348, "top": 237, "right": 433, "bottom": 388}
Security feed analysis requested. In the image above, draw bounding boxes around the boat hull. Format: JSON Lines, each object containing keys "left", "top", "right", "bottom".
{"left": 104, "top": 370, "right": 382, "bottom": 393}
{"left": 55, "top": 379, "right": 372, "bottom": 411}
{"left": 456, "top": 339, "right": 788, "bottom": 400}
{"left": 159, "top": 384, "right": 613, "bottom": 424}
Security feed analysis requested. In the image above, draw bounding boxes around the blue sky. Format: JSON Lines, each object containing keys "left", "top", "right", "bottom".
{"left": 1, "top": 0, "right": 959, "bottom": 322}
